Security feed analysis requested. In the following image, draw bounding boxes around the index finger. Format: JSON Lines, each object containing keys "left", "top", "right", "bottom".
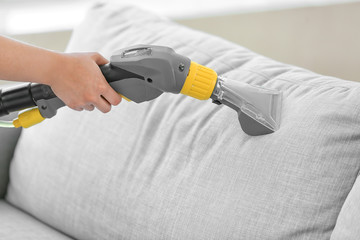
{"left": 102, "top": 85, "right": 122, "bottom": 106}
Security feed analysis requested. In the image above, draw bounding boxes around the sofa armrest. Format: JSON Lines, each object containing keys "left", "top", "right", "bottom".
{"left": 0, "top": 113, "right": 21, "bottom": 199}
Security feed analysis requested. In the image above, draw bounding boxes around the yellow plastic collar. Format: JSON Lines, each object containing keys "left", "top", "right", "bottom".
{"left": 180, "top": 61, "right": 217, "bottom": 100}
{"left": 13, "top": 108, "right": 45, "bottom": 128}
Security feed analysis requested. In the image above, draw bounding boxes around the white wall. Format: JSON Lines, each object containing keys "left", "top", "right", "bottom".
{"left": 1, "top": 0, "right": 360, "bottom": 35}
{"left": 0, "top": 0, "right": 360, "bottom": 85}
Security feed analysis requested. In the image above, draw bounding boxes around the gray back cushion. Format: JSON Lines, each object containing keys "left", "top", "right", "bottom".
{"left": 0, "top": 113, "right": 21, "bottom": 199}
{"left": 6, "top": 3, "right": 360, "bottom": 240}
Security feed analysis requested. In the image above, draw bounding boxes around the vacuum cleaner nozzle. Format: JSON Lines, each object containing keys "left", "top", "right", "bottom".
{"left": 211, "top": 76, "right": 282, "bottom": 136}
{"left": 0, "top": 45, "right": 282, "bottom": 135}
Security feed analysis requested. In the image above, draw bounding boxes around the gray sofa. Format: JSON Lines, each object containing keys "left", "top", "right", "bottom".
{"left": 1, "top": 3, "right": 360, "bottom": 240}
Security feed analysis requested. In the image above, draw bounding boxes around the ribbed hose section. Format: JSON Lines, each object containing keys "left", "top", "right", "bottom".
{"left": 0, "top": 84, "right": 36, "bottom": 117}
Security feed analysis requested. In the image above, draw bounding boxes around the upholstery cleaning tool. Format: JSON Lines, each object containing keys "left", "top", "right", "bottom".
{"left": 0, "top": 45, "right": 282, "bottom": 136}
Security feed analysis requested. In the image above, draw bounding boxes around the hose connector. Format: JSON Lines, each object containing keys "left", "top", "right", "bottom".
{"left": 180, "top": 61, "right": 217, "bottom": 100}
{"left": 13, "top": 108, "right": 45, "bottom": 128}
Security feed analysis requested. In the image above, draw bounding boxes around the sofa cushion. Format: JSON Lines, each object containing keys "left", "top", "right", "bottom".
{"left": 0, "top": 200, "right": 72, "bottom": 240}
{"left": 330, "top": 175, "right": 360, "bottom": 240}
{"left": 6, "top": 2, "right": 360, "bottom": 240}
{"left": 0, "top": 112, "right": 21, "bottom": 199}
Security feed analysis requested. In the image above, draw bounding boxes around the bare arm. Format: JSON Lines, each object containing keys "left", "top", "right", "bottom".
{"left": 0, "top": 35, "right": 121, "bottom": 112}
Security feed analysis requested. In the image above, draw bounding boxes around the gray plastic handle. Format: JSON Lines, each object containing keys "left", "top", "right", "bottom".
{"left": 109, "top": 45, "right": 191, "bottom": 103}
{"left": 34, "top": 45, "right": 192, "bottom": 117}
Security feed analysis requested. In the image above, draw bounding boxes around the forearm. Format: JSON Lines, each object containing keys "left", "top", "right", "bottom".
{"left": 0, "top": 35, "right": 60, "bottom": 84}
{"left": 0, "top": 35, "right": 121, "bottom": 113}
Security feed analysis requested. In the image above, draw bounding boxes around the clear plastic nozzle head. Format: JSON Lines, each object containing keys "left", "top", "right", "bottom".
{"left": 211, "top": 76, "right": 282, "bottom": 136}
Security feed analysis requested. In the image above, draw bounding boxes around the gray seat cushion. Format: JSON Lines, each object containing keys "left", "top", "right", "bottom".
{"left": 6, "top": 3, "right": 360, "bottom": 240}
{"left": 0, "top": 200, "right": 72, "bottom": 240}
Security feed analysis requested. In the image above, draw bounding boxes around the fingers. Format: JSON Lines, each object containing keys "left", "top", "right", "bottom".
{"left": 101, "top": 85, "right": 122, "bottom": 106}
{"left": 83, "top": 104, "right": 95, "bottom": 111}
{"left": 86, "top": 85, "right": 121, "bottom": 113}
{"left": 85, "top": 94, "right": 119, "bottom": 113}
{"left": 56, "top": 52, "right": 121, "bottom": 114}
{"left": 94, "top": 96, "right": 112, "bottom": 113}
{"left": 74, "top": 107, "right": 84, "bottom": 111}
{"left": 91, "top": 52, "right": 122, "bottom": 111}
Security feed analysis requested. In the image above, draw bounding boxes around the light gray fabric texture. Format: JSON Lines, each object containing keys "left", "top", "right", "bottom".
{"left": 330, "top": 175, "right": 360, "bottom": 240}
{"left": 0, "top": 113, "right": 21, "bottom": 199}
{"left": 6, "top": 3, "right": 360, "bottom": 240}
{"left": 0, "top": 200, "right": 73, "bottom": 240}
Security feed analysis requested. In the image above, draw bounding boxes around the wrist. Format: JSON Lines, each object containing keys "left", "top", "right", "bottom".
{"left": 36, "top": 51, "right": 65, "bottom": 86}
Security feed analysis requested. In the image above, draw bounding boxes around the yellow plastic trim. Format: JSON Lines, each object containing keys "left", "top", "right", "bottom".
{"left": 13, "top": 108, "right": 45, "bottom": 128}
{"left": 180, "top": 61, "right": 218, "bottom": 100}
{"left": 119, "top": 94, "right": 131, "bottom": 102}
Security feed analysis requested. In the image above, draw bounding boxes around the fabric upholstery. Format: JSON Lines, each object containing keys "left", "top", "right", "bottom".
{"left": 0, "top": 112, "right": 21, "bottom": 198}
{"left": 330, "top": 175, "right": 360, "bottom": 240}
{"left": 0, "top": 200, "right": 72, "bottom": 239}
{"left": 6, "top": 3, "right": 360, "bottom": 240}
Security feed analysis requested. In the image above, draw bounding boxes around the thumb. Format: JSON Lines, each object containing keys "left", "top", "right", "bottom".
{"left": 91, "top": 52, "right": 109, "bottom": 66}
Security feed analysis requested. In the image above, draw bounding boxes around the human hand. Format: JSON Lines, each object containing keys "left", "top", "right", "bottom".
{"left": 47, "top": 52, "right": 122, "bottom": 113}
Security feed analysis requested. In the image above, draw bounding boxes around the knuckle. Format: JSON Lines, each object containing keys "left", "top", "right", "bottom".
{"left": 98, "top": 84, "right": 108, "bottom": 93}
{"left": 85, "top": 105, "right": 93, "bottom": 111}
{"left": 67, "top": 99, "right": 86, "bottom": 111}
{"left": 84, "top": 94, "right": 97, "bottom": 104}
{"left": 90, "top": 52, "right": 101, "bottom": 60}
{"left": 67, "top": 102, "right": 77, "bottom": 110}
